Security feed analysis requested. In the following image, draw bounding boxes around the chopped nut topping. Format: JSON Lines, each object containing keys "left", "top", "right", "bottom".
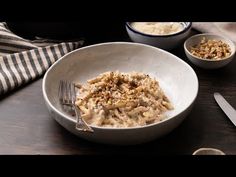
{"left": 75, "top": 71, "right": 173, "bottom": 127}
{"left": 190, "top": 37, "right": 231, "bottom": 60}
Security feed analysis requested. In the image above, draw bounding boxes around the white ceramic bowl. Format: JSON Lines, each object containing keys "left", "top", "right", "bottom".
{"left": 184, "top": 33, "right": 236, "bottom": 69}
{"left": 192, "top": 148, "right": 225, "bottom": 155}
{"left": 42, "top": 42, "right": 198, "bottom": 145}
{"left": 126, "top": 22, "right": 192, "bottom": 50}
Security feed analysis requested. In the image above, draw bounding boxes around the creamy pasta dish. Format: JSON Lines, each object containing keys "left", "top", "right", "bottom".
{"left": 75, "top": 71, "right": 173, "bottom": 128}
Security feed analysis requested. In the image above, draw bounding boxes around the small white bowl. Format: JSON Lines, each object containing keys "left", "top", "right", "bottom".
{"left": 193, "top": 148, "right": 225, "bottom": 155}
{"left": 184, "top": 33, "right": 236, "bottom": 69}
{"left": 42, "top": 42, "right": 198, "bottom": 145}
{"left": 126, "top": 22, "right": 192, "bottom": 50}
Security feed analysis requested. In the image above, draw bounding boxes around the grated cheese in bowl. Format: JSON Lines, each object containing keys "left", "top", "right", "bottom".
{"left": 131, "top": 22, "right": 184, "bottom": 35}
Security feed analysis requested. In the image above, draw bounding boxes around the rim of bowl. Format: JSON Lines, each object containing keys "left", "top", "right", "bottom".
{"left": 126, "top": 22, "right": 192, "bottom": 37}
{"left": 184, "top": 33, "right": 236, "bottom": 62}
{"left": 42, "top": 42, "right": 199, "bottom": 130}
{"left": 192, "top": 148, "right": 225, "bottom": 155}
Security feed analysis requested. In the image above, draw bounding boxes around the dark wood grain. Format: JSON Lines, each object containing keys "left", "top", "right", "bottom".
{"left": 1, "top": 27, "right": 236, "bottom": 155}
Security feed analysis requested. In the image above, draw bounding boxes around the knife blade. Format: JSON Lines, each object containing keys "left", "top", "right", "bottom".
{"left": 214, "top": 92, "right": 236, "bottom": 126}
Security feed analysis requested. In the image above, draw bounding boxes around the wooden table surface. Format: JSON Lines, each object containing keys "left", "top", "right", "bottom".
{"left": 1, "top": 28, "right": 236, "bottom": 155}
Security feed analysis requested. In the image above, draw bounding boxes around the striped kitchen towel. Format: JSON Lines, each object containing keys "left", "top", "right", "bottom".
{"left": 0, "top": 22, "right": 84, "bottom": 96}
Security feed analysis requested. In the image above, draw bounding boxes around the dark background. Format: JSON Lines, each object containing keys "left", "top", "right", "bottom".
{"left": 6, "top": 22, "right": 128, "bottom": 44}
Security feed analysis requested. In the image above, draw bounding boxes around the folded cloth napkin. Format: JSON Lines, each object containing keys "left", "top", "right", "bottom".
{"left": 0, "top": 22, "right": 84, "bottom": 96}
{"left": 193, "top": 22, "right": 236, "bottom": 43}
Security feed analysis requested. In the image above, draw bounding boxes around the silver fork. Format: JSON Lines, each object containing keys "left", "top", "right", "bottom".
{"left": 58, "top": 80, "right": 94, "bottom": 133}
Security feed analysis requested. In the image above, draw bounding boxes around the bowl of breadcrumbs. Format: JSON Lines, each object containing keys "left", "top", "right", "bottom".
{"left": 184, "top": 33, "right": 235, "bottom": 69}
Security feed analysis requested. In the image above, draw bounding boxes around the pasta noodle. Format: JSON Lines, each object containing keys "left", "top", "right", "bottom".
{"left": 75, "top": 71, "right": 173, "bottom": 128}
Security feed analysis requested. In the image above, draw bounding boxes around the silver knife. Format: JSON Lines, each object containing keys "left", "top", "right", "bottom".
{"left": 214, "top": 92, "right": 236, "bottom": 126}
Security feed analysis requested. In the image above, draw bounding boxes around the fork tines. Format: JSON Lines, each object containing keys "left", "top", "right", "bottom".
{"left": 59, "top": 80, "right": 76, "bottom": 104}
{"left": 58, "top": 80, "right": 94, "bottom": 133}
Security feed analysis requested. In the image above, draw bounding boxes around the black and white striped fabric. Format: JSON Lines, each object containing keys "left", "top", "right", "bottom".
{"left": 0, "top": 22, "right": 84, "bottom": 96}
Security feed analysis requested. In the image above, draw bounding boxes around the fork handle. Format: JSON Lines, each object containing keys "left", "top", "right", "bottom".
{"left": 73, "top": 105, "right": 94, "bottom": 133}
